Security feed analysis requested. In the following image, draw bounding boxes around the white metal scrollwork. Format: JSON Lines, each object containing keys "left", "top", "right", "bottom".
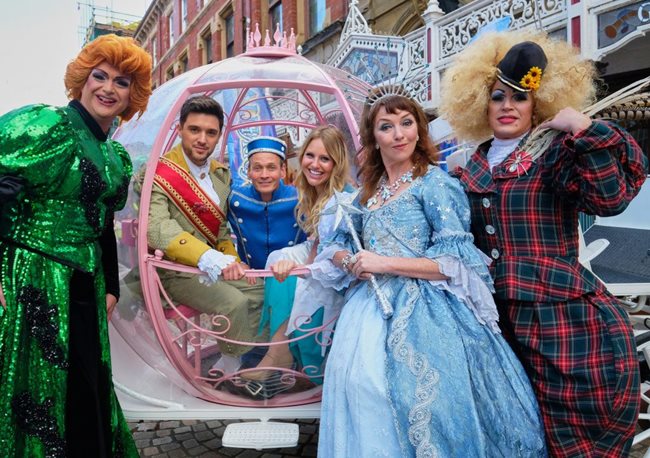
{"left": 438, "top": 0, "right": 565, "bottom": 60}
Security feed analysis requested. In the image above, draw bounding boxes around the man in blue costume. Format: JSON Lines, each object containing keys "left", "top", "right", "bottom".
{"left": 228, "top": 136, "right": 306, "bottom": 269}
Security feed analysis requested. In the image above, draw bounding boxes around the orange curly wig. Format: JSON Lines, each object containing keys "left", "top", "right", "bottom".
{"left": 64, "top": 34, "right": 152, "bottom": 122}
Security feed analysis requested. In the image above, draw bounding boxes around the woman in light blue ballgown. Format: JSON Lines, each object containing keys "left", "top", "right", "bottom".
{"left": 316, "top": 89, "right": 547, "bottom": 457}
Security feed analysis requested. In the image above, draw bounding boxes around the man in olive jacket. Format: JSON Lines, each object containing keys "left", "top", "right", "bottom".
{"left": 147, "top": 96, "right": 263, "bottom": 359}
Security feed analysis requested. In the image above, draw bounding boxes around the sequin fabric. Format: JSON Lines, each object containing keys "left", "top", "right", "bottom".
{"left": 0, "top": 104, "right": 137, "bottom": 457}
{"left": 11, "top": 393, "right": 66, "bottom": 458}
{"left": 105, "top": 173, "right": 130, "bottom": 216}
{"left": 79, "top": 157, "right": 107, "bottom": 231}
{"left": 18, "top": 285, "right": 67, "bottom": 369}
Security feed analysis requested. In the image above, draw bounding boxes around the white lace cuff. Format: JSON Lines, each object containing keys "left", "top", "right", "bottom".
{"left": 308, "top": 244, "right": 356, "bottom": 291}
{"left": 197, "top": 249, "right": 236, "bottom": 282}
{"left": 433, "top": 255, "right": 500, "bottom": 333}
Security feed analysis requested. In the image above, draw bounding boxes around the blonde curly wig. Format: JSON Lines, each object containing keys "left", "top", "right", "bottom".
{"left": 438, "top": 30, "right": 597, "bottom": 142}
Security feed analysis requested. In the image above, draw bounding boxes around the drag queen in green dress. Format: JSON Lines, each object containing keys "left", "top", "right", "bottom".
{"left": 0, "top": 34, "right": 151, "bottom": 457}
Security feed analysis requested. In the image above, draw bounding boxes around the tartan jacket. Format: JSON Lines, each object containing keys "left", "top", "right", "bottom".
{"left": 454, "top": 121, "right": 648, "bottom": 302}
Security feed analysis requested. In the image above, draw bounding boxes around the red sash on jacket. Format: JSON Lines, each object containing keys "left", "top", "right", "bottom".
{"left": 153, "top": 157, "right": 226, "bottom": 247}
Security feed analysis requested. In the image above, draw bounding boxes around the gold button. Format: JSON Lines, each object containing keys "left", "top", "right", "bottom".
{"left": 179, "top": 239, "right": 187, "bottom": 245}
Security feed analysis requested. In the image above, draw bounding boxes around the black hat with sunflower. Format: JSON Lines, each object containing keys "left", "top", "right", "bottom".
{"left": 496, "top": 41, "right": 547, "bottom": 92}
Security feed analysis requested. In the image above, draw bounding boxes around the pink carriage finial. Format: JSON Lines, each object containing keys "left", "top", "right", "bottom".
{"left": 289, "top": 28, "right": 296, "bottom": 51}
{"left": 253, "top": 23, "right": 262, "bottom": 47}
{"left": 243, "top": 22, "right": 298, "bottom": 57}
{"left": 273, "top": 23, "right": 282, "bottom": 46}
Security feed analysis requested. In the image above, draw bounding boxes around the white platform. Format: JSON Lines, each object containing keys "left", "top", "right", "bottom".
{"left": 222, "top": 421, "right": 299, "bottom": 450}
{"left": 109, "top": 324, "right": 321, "bottom": 422}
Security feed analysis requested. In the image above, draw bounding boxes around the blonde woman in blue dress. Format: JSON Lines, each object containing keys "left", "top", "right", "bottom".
{"left": 316, "top": 90, "right": 547, "bottom": 457}
{"left": 238, "top": 126, "right": 354, "bottom": 396}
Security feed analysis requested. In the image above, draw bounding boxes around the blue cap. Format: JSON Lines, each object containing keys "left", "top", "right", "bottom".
{"left": 245, "top": 136, "right": 287, "bottom": 160}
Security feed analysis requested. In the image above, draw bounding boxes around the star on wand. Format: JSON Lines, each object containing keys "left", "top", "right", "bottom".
{"left": 321, "top": 190, "right": 394, "bottom": 319}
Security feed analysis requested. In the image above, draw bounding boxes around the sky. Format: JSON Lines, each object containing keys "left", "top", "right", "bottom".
{"left": 0, "top": 0, "right": 151, "bottom": 115}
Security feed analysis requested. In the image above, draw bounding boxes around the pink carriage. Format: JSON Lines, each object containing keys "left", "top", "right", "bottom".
{"left": 109, "top": 27, "right": 369, "bottom": 446}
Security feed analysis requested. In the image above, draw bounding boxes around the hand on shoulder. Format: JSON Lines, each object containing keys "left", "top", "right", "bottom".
{"left": 539, "top": 107, "right": 591, "bottom": 135}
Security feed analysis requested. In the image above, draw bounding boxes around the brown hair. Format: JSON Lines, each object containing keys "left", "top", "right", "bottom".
{"left": 358, "top": 92, "right": 438, "bottom": 205}
{"left": 180, "top": 95, "right": 225, "bottom": 129}
{"left": 295, "top": 126, "right": 351, "bottom": 237}
{"left": 64, "top": 34, "right": 152, "bottom": 122}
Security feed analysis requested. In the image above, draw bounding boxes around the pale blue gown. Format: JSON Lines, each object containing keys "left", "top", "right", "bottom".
{"left": 316, "top": 166, "right": 546, "bottom": 457}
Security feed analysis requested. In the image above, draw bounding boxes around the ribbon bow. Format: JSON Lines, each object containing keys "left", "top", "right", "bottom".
{"left": 503, "top": 151, "right": 533, "bottom": 177}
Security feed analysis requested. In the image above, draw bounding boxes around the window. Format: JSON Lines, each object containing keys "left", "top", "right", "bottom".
{"left": 181, "top": 0, "right": 188, "bottom": 34}
{"left": 168, "top": 13, "right": 175, "bottom": 47}
{"left": 225, "top": 11, "right": 235, "bottom": 57}
{"left": 269, "top": 0, "right": 282, "bottom": 32}
{"left": 151, "top": 36, "right": 157, "bottom": 67}
{"left": 309, "top": 0, "right": 326, "bottom": 34}
{"left": 179, "top": 52, "right": 189, "bottom": 73}
{"left": 201, "top": 27, "right": 213, "bottom": 65}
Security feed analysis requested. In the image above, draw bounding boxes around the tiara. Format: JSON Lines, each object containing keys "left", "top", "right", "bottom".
{"left": 341, "top": 37, "right": 427, "bottom": 108}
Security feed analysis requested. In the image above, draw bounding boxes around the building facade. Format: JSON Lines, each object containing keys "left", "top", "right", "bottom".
{"left": 133, "top": 0, "right": 460, "bottom": 88}
{"left": 133, "top": 0, "right": 331, "bottom": 88}
{"left": 133, "top": 0, "right": 649, "bottom": 148}
{"left": 325, "top": 0, "right": 650, "bottom": 156}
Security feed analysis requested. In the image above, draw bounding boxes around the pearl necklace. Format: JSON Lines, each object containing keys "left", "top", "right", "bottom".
{"left": 366, "top": 167, "right": 415, "bottom": 208}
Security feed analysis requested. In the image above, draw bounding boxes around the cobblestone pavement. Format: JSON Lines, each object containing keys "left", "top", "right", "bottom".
{"left": 130, "top": 419, "right": 318, "bottom": 458}
{"left": 130, "top": 419, "right": 650, "bottom": 457}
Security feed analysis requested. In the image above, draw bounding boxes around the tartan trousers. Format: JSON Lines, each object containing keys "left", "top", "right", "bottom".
{"left": 497, "top": 290, "right": 640, "bottom": 457}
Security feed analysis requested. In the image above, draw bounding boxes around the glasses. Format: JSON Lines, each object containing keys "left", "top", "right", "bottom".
{"left": 90, "top": 69, "right": 131, "bottom": 89}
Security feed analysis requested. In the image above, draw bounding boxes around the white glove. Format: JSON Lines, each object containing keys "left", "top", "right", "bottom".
{"left": 197, "top": 249, "right": 236, "bottom": 283}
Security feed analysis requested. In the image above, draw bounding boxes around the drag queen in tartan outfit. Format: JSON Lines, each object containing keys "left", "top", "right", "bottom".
{"left": 440, "top": 30, "right": 648, "bottom": 456}
{"left": 317, "top": 91, "right": 546, "bottom": 457}
{"left": 0, "top": 35, "right": 151, "bottom": 457}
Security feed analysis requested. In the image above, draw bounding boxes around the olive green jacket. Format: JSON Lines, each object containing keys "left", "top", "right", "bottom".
{"left": 147, "top": 144, "right": 239, "bottom": 267}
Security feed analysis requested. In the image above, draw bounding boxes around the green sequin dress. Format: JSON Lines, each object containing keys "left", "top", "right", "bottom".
{"left": 0, "top": 103, "right": 138, "bottom": 457}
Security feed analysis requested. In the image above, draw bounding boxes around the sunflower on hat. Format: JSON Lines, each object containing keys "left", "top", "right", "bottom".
{"left": 520, "top": 66, "right": 543, "bottom": 91}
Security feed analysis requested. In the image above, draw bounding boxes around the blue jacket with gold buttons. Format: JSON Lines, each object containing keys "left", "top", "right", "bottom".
{"left": 228, "top": 181, "right": 306, "bottom": 269}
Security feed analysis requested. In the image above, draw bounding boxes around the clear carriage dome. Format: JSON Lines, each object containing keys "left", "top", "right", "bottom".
{"left": 110, "top": 33, "right": 368, "bottom": 410}
{"left": 115, "top": 42, "right": 366, "bottom": 186}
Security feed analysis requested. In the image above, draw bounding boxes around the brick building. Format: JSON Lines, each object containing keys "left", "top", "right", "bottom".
{"left": 133, "top": 1, "right": 462, "bottom": 89}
